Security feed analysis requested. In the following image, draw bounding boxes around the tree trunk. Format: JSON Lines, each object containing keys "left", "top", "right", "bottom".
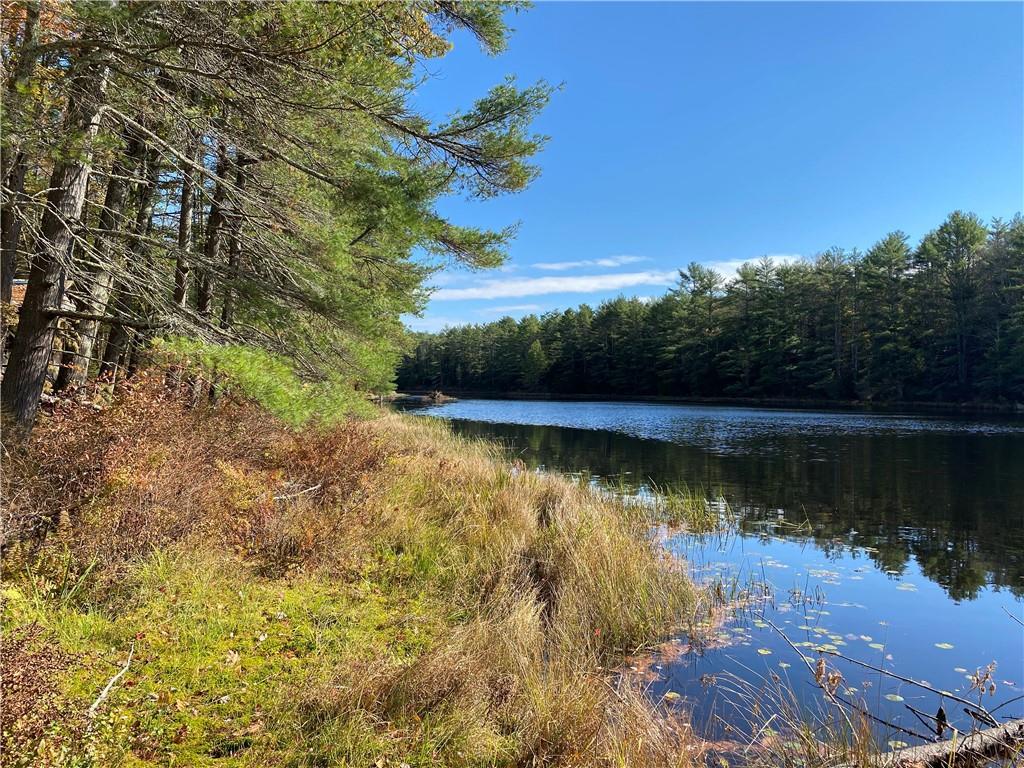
{"left": 1, "top": 52, "right": 110, "bottom": 428}
{"left": 173, "top": 140, "right": 199, "bottom": 307}
{"left": 836, "top": 718, "right": 1024, "bottom": 768}
{"left": 1, "top": 151, "right": 29, "bottom": 304}
{"left": 96, "top": 146, "right": 160, "bottom": 391}
{"left": 219, "top": 161, "right": 247, "bottom": 330}
{"left": 98, "top": 321, "right": 131, "bottom": 383}
{"left": 196, "top": 142, "right": 230, "bottom": 320}
{"left": 191, "top": 143, "right": 229, "bottom": 404}
{"left": 0, "top": 0, "right": 42, "bottom": 305}
{"left": 165, "top": 141, "right": 199, "bottom": 390}
{"left": 54, "top": 132, "right": 145, "bottom": 393}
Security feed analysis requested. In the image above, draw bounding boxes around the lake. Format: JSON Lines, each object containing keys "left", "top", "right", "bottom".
{"left": 407, "top": 398, "right": 1024, "bottom": 748}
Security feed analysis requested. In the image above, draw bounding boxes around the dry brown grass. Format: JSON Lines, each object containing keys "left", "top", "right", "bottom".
{"left": 2, "top": 370, "right": 705, "bottom": 767}
{"left": 2, "top": 372, "right": 386, "bottom": 581}
{"left": 267, "top": 414, "right": 703, "bottom": 766}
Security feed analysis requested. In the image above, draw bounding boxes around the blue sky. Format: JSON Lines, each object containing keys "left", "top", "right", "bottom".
{"left": 408, "top": 1, "right": 1023, "bottom": 331}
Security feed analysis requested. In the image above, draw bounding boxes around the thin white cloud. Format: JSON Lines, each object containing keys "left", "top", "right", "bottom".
{"left": 404, "top": 315, "right": 464, "bottom": 332}
{"left": 533, "top": 255, "right": 649, "bottom": 271}
{"left": 426, "top": 272, "right": 460, "bottom": 288}
{"left": 704, "top": 253, "right": 804, "bottom": 279}
{"left": 433, "top": 270, "right": 678, "bottom": 301}
{"left": 481, "top": 304, "right": 542, "bottom": 314}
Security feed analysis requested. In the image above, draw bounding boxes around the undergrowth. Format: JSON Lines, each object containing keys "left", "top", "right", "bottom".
{"left": 1, "top": 372, "right": 703, "bottom": 767}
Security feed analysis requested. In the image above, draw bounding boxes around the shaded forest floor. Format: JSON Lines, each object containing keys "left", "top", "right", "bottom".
{"left": 1, "top": 373, "right": 709, "bottom": 767}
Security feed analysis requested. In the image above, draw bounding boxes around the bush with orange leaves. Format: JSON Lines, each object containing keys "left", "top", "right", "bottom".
{"left": 1, "top": 370, "right": 387, "bottom": 581}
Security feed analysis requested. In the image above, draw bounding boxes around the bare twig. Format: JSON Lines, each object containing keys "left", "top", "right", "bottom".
{"left": 819, "top": 684, "right": 935, "bottom": 742}
{"left": 760, "top": 614, "right": 856, "bottom": 734}
{"left": 272, "top": 482, "right": 322, "bottom": 501}
{"left": 88, "top": 641, "right": 135, "bottom": 717}
{"left": 816, "top": 646, "right": 997, "bottom": 722}
{"left": 1002, "top": 606, "right": 1024, "bottom": 628}
{"left": 963, "top": 707, "right": 998, "bottom": 728}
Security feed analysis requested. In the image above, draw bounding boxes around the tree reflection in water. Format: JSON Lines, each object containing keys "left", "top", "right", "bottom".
{"left": 442, "top": 416, "right": 1024, "bottom": 601}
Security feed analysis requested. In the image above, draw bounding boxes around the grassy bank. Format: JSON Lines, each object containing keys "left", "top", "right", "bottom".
{"left": 1, "top": 375, "right": 703, "bottom": 767}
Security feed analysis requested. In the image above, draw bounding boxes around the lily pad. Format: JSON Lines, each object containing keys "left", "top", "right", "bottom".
{"left": 869, "top": 643, "right": 885, "bottom": 650}
{"left": 757, "top": 648, "right": 772, "bottom": 655}
{"left": 884, "top": 694, "right": 904, "bottom": 702}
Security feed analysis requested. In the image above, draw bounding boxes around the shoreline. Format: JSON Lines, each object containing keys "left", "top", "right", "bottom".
{"left": 396, "top": 389, "right": 1024, "bottom": 416}
{"left": 3, "top": 379, "right": 700, "bottom": 765}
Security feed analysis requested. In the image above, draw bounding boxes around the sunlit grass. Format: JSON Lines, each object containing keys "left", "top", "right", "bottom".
{"left": 1, "top": 385, "right": 704, "bottom": 767}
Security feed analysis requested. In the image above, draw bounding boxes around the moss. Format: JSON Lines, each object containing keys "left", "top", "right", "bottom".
{"left": 2, "top": 389, "right": 700, "bottom": 767}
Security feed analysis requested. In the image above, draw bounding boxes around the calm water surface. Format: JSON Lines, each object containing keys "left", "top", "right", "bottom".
{"left": 410, "top": 399, "right": 1024, "bottom": 745}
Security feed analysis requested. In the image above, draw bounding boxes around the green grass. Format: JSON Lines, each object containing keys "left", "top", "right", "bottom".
{"left": 4, "top": 546, "right": 447, "bottom": 766}
{"left": 1, "top": 394, "right": 702, "bottom": 767}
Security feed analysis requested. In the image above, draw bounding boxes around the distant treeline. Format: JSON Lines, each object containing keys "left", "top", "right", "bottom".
{"left": 399, "top": 212, "right": 1024, "bottom": 403}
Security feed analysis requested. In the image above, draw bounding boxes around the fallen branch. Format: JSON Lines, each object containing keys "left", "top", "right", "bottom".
{"left": 1002, "top": 606, "right": 1023, "bottom": 629}
{"left": 824, "top": 685, "right": 934, "bottom": 743}
{"left": 878, "top": 717, "right": 1024, "bottom": 767}
{"left": 88, "top": 641, "right": 135, "bottom": 718}
{"left": 962, "top": 707, "right": 997, "bottom": 728}
{"left": 273, "top": 482, "right": 322, "bottom": 501}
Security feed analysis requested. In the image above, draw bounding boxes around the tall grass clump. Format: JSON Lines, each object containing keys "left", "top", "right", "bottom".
{"left": 649, "top": 482, "right": 734, "bottom": 533}
{"left": 374, "top": 415, "right": 696, "bottom": 658}
{"left": 2, "top": 370, "right": 703, "bottom": 767}
{"left": 703, "top": 669, "right": 881, "bottom": 768}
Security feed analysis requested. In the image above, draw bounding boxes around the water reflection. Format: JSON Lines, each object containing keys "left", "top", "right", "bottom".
{"left": 408, "top": 400, "right": 1024, "bottom": 743}
{"left": 415, "top": 402, "right": 1024, "bottom": 600}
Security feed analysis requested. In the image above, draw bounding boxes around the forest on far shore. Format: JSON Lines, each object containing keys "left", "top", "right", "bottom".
{"left": 399, "top": 212, "right": 1024, "bottom": 404}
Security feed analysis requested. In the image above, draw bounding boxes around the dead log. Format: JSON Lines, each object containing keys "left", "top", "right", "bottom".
{"left": 853, "top": 718, "right": 1024, "bottom": 767}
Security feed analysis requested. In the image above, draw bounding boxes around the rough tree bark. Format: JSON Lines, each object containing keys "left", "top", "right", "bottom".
{"left": 97, "top": 146, "right": 159, "bottom": 386}
{"left": 839, "top": 718, "right": 1024, "bottom": 768}
{"left": 196, "top": 142, "right": 229, "bottom": 320}
{"left": 219, "top": 160, "right": 247, "bottom": 330}
{"left": 191, "top": 142, "right": 229, "bottom": 402}
{"left": 54, "top": 131, "right": 145, "bottom": 392}
{"left": 1, "top": 51, "right": 110, "bottom": 428}
{"left": 173, "top": 139, "right": 198, "bottom": 308}
{"left": 1, "top": 0, "right": 42, "bottom": 304}
{"left": 165, "top": 139, "right": 199, "bottom": 390}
